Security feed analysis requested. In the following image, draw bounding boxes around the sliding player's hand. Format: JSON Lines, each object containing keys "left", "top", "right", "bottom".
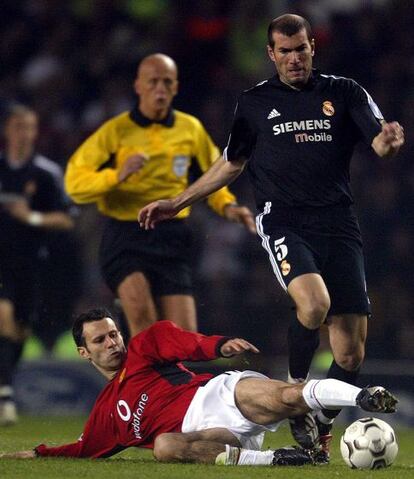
{"left": 0, "top": 450, "right": 36, "bottom": 459}
{"left": 220, "top": 338, "right": 260, "bottom": 357}
{"left": 138, "top": 200, "right": 179, "bottom": 230}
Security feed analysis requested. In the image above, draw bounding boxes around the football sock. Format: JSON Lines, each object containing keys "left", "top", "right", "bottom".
{"left": 0, "top": 336, "right": 15, "bottom": 388}
{"left": 237, "top": 448, "right": 274, "bottom": 465}
{"left": 215, "top": 445, "right": 274, "bottom": 466}
{"left": 12, "top": 341, "right": 24, "bottom": 368}
{"left": 315, "top": 410, "right": 334, "bottom": 425}
{"left": 302, "top": 379, "right": 361, "bottom": 410}
{"left": 322, "top": 360, "right": 360, "bottom": 419}
{"left": 12, "top": 342, "right": 24, "bottom": 372}
{"left": 288, "top": 316, "right": 320, "bottom": 381}
{"left": 215, "top": 445, "right": 240, "bottom": 465}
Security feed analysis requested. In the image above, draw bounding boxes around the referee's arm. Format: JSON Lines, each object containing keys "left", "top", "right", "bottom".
{"left": 138, "top": 155, "right": 247, "bottom": 230}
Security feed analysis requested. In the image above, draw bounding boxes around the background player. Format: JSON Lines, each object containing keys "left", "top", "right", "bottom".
{"left": 0, "top": 308, "right": 397, "bottom": 465}
{"left": 138, "top": 14, "right": 404, "bottom": 458}
{"left": 65, "top": 53, "right": 255, "bottom": 338}
{"left": 0, "top": 105, "right": 74, "bottom": 425}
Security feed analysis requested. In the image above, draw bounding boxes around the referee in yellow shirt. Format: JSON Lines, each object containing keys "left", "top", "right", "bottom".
{"left": 65, "top": 54, "right": 255, "bottom": 336}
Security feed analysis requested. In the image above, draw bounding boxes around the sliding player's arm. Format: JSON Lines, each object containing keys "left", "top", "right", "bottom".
{"left": 133, "top": 320, "right": 259, "bottom": 363}
{"left": 2, "top": 407, "right": 125, "bottom": 459}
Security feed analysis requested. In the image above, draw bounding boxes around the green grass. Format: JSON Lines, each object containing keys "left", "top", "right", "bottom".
{"left": 0, "top": 417, "right": 413, "bottom": 478}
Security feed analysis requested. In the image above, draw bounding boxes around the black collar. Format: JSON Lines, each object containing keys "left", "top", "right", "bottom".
{"left": 129, "top": 106, "right": 175, "bottom": 127}
{"left": 270, "top": 69, "right": 319, "bottom": 91}
{"left": 0, "top": 152, "right": 34, "bottom": 170}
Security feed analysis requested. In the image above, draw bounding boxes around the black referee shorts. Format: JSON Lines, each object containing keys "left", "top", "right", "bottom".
{"left": 99, "top": 218, "right": 193, "bottom": 296}
{"left": 256, "top": 202, "right": 371, "bottom": 316}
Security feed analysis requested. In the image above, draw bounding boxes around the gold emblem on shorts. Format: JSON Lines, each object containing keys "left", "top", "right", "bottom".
{"left": 322, "top": 101, "right": 335, "bottom": 116}
{"left": 281, "top": 260, "right": 291, "bottom": 276}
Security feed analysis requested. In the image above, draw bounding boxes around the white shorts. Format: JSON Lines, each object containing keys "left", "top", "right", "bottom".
{"left": 181, "top": 370, "right": 282, "bottom": 450}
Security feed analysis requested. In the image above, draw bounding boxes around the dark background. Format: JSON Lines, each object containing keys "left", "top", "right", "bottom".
{"left": 1, "top": 0, "right": 413, "bottom": 360}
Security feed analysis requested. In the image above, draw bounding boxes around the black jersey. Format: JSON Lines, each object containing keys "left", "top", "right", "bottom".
{"left": 224, "top": 70, "right": 383, "bottom": 210}
{"left": 0, "top": 153, "right": 68, "bottom": 257}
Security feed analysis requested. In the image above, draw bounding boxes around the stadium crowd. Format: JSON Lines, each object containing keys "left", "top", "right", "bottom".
{"left": 0, "top": 0, "right": 412, "bottom": 360}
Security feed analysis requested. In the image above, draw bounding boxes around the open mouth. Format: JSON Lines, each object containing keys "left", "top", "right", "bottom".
{"left": 289, "top": 68, "right": 304, "bottom": 75}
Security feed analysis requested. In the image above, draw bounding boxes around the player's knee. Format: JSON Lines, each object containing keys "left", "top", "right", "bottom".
{"left": 281, "top": 384, "right": 308, "bottom": 413}
{"left": 153, "top": 433, "right": 181, "bottom": 462}
{"left": 335, "top": 351, "right": 365, "bottom": 371}
{"left": 0, "top": 300, "right": 17, "bottom": 337}
{"left": 298, "top": 297, "right": 330, "bottom": 328}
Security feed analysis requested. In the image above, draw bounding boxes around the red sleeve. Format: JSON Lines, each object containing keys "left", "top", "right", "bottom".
{"left": 35, "top": 403, "right": 123, "bottom": 458}
{"left": 130, "top": 321, "right": 229, "bottom": 364}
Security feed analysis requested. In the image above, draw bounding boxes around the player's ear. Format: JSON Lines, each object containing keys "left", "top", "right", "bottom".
{"left": 311, "top": 39, "right": 315, "bottom": 56}
{"left": 267, "top": 45, "right": 276, "bottom": 62}
{"left": 78, "top": 346, "right": 91, "bottom": 360}
{"left": 172, "top": 80, "right": 179, "bottom": 97}
{"left": 134, "top": 76, "right": 140, "bottom": 96}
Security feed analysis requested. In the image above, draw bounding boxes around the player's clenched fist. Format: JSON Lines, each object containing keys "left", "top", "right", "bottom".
{"left": 372, "top": 121, "right": 404, "bottom": 158}
{"left": 118, "top": 154, "right": 148, "bottom": 183}
{"left": 138, "top": 199, "right": 179, "bottom": 230}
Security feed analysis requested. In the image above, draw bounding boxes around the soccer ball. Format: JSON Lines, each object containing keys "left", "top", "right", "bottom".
{"left": 340, "top": 417, "right": 398, "bottom": 469}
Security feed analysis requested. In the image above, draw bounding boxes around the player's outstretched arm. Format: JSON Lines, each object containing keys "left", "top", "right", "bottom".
{"left": 371, "top": 121, "right": 404, "bottom": 158}
{"left": 138, "top": 156, "right": 246, "bottom": 230}
{"left": 0, "top": 450, "right": 36, "bottom": 459}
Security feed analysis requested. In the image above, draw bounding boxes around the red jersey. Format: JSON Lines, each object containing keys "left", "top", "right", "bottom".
{"left": 35, "top": 321, "right": 227, "bottom": 458}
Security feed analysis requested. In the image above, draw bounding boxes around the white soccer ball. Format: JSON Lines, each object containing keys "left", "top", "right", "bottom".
{"left": 340, "top": 417, "right": 398, "bottom": 469}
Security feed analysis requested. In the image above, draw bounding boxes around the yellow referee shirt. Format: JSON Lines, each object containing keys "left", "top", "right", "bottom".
{"left": 65, "top": 107, "right": 236, "bottom": 220}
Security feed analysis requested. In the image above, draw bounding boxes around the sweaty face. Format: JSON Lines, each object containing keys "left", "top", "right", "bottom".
{"left": 79, "top": 318, "right": 127, "bottom": 374}
{"left": 134, "top": 59, "right": 178, "bottom": 118}
{"left": 4, "top": 112, "right": 38, "bottom": 149}
{"left": 268, "top": 29, "right": 314, "bottom": 88}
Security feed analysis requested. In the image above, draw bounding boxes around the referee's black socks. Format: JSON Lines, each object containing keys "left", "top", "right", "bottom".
{"left": 287, "top": 316, "right": 320, "bottom": 382}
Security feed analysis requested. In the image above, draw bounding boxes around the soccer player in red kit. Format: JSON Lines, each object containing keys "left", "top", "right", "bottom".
{"left": 1, "top": 309, "right": 397, "bottom": 466}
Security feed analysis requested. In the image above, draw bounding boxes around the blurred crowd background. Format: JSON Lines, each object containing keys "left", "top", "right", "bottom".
{"left": 1, "top": 0, "right": 413, "bottom": 360}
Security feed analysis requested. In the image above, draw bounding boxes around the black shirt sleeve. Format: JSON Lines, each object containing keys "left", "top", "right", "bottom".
{"left": 223, "top": 96, "right": 257, "bottom": 161}
{"left": 346, "top": 80, "right": 383, "bottom": 145}
{"left": 35, "top": 170, "right": 69, "bottom": 212}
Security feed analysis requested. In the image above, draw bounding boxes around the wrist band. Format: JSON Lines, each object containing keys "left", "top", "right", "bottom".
{"left": 28, "top": 211, "right": 44, "bottom": 226}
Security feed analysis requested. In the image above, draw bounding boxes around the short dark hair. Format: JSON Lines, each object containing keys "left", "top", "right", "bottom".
{"left": 267, "top": 14, "right": 313, "bottom": 48}
{"left": 2, "top": 104, "right": 37, "bottom": 129}
{"left": 72, "top": 308, "right": 116, "bottom": 347}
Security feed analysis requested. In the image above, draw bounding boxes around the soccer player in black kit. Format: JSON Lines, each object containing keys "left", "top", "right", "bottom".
{"left": 139, "top": 14, "right": 405, "bottom": 460}
{"left": 0, "top": 105, "right": 74, "bottom": 425}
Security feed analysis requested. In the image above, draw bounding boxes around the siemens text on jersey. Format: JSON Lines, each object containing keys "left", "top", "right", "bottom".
{"left": 272, "top": 119, "right": 332, "bottom": 143}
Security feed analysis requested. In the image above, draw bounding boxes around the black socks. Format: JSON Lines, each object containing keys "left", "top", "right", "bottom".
{"left": 0, "top": 336, "right": 16, "bottom": 388}
{"left": 288, "top": 316, "right": 320, "bottom": 381}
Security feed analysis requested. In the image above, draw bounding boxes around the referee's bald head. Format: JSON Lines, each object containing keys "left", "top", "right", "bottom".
{"left": 134, "top": 53, "right": 179, "bottom": 118}
{"left": 137, "top": 54, "right": 178, "bottom": 79}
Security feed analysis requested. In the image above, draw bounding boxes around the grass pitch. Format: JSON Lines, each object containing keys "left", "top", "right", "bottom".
{"left": 0, "top": 416, "right": 413, "bottom": 479}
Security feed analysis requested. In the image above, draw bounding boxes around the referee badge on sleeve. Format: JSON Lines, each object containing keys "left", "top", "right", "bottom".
{"left": 173, "top": 155, "right": 190, "bottom": 177}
